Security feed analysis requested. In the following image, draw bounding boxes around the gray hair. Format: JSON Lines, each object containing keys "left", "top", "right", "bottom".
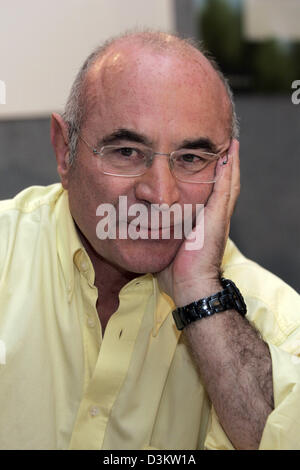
{"left": 62, "top": 30, "right": 239, "bottom": 165}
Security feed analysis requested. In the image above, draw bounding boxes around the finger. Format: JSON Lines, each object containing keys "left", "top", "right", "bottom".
{"left": 223, "top": 140, "right": 240, "bottom": 241}
{"left": 199, "top": 139, "right": 238, "bottom": 255}
{"left": 182, "top": 140, "right": 237, "bottom": 252}
{"left": 227, "top": 139, "right": 240, "bottom": 220}
{"left": 204, "top": 138, "right": 235, "bottom": 222}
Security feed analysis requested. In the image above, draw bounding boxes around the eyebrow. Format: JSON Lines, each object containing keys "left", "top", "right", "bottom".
{"left": 97, "top": 128, "right": 219, "bottom": 154}
{"left": 179, "top": 137, "right": 218, "bottom": 154}
{"left": 97, "top": 129, "right": 153, "bottom": 147}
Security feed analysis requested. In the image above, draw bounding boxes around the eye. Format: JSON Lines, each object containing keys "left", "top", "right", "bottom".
{"left": 112, "top": 147, "right": 147, "bottom": 161}
{"left": 181, "top": 153, "right": 205, "bottom": 163}
{"left": 118, "top": 147, "right": 137, "bottom": 158}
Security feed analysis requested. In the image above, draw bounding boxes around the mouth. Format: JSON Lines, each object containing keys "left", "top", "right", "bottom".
{"left": 121, "top": 220, "right": 182, "bottom": 241}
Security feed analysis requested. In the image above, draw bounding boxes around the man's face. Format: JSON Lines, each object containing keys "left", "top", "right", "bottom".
{"left": 65, "top": 45, "right": 231, "bottom": 274}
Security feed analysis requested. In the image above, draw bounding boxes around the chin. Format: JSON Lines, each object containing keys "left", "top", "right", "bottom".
{"left": 104, "top": 238, "right": 181, "bottom": 274}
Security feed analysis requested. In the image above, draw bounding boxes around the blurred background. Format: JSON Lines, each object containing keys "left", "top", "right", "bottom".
{"left": 0, "top": 0, "right": 299, "bottom": 292}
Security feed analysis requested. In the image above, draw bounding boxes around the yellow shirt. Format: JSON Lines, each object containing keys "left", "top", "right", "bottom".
{"left": 0, "top": 183, "right": 300, "bottom": 450}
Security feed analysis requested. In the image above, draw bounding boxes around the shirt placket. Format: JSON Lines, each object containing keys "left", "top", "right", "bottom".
{"left": 69, "top": 277, "right": 152, "bottom": 450}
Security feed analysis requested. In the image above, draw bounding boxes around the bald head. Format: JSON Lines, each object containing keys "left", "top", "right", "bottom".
{"left": 62, "top": 31, "right": 238, "bottom": 164}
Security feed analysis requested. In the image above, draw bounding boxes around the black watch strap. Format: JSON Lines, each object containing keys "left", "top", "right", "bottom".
{"left": 172, "top": 278, "right": 247, "bottom": 331}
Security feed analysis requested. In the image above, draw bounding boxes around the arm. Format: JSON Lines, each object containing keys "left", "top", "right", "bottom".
{"left": 157, "top": 140, "right": 274, "bottom": 449}
{"left": 184, "top": 296, "right": 273, "bottom": 449}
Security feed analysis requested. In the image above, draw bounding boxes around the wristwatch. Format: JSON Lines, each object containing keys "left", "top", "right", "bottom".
{"left": 172, "top": 278, "right": 247, "bottom": 331}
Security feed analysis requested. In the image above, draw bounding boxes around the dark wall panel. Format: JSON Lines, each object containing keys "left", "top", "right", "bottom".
{"left": 232, "top": 95, "right": 300, "bottom": 293}
{"left": 0, "top": 118, "right": 58, "bottom": 200}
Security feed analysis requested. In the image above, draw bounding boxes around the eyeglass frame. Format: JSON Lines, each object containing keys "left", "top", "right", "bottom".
{"left": 78, "top": 135, "right": 229, "bottom": 184}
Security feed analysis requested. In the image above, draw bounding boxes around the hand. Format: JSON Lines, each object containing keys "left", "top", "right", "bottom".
{"left": 156, "top": 139, "right": 240, "bottom": 307}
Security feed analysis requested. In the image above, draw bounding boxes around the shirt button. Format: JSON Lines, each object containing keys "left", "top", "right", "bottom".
{"left": 90, "top": 406, "right": 100, "bottom": 417}
{"left": 87, "top": 318, "right": 95, "bottom": 328}
{"left": 81, "top": 261, "right": 89, "bottom": 271}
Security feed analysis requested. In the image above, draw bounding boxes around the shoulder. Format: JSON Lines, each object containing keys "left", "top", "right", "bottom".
{"left": 222, "top": 239, "right": 300, "bottom": 344}
{"left": 0, "top": 183, "right": 64, "bottom": 268}
{"left": 0, "top": 183, "right": 64, "bottom": 215}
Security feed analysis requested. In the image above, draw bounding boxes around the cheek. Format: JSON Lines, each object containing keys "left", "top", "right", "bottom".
{"left": 67, "top": 163, "right": 137, "bottom": 236}
{"left": 70, "top": 159, "right": 134, "bottom": 207}
{"left": 181, "top": 183, "right": 214, "bottom": 207}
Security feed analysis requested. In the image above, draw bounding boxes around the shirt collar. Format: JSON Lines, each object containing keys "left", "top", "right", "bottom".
{"left": 151, "top": 276, "right": 176, "bottom": 337}
{"left": 115, "top": 273, "right": 174, "bottom": 336}
{"left": 55, "top": 187, "right": 94, "bottom": 302}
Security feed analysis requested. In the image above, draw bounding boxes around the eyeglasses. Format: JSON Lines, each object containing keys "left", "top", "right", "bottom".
{"left": 79, "top": 135, "right": 229, "bottom": 184}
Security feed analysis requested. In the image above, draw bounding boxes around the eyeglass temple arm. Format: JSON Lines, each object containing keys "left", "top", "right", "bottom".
{"left": 79, "top": 135, "right": 99, "bottom": 154}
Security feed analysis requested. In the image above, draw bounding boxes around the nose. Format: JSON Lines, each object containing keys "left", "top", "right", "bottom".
{"left": 134, "top": 153, "right": 180, "bottom": 206}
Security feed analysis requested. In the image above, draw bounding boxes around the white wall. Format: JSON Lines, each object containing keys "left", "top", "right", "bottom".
{"left": 243, "top": 0, "right": 300, "bottom": 41}
{"left": 0, "top": 0, "right": 175, "bottom": 119}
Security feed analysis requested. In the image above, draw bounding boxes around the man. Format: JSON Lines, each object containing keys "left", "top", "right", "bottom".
{"left": 0, "top": 31, "right": 299, "bottom": 450}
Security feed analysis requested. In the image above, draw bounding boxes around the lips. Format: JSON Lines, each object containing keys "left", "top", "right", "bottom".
{"left": 120, "top": 213, "right": 184, "bottom": 229}
{"left": 121, "top": 220, "right": 182, "bottom": 241}
{"left": 118, "top": 212, "right": 187, "bottom": 240}
{"left": 127, "top": 220, "right": 174, "bottom": 231}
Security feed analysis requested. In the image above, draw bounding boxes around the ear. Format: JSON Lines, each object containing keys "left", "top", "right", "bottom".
{"left": 51, "top": 113, "right": 71, "bottom": 189}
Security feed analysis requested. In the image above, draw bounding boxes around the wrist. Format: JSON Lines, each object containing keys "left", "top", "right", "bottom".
{"left": 172, "top": 278, "right": 247, "bottom": 331}
{"left": 174, "top": 278, "right": 222, "bottom": 308}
